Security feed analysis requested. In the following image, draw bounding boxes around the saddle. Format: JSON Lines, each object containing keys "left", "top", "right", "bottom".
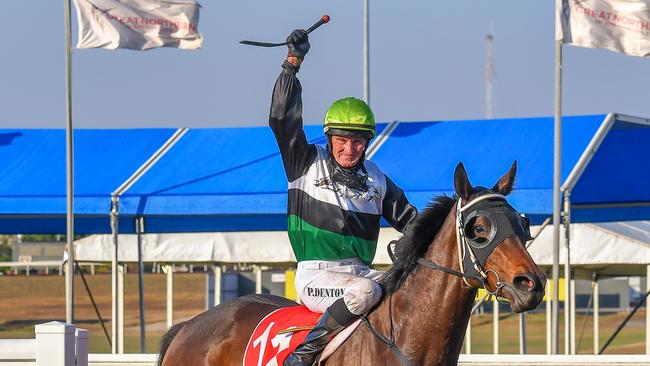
{"left": 243, "top": 305, "right": 361, "bottom": 366}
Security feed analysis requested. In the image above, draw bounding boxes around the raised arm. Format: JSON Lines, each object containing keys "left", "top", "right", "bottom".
{"left": 269, "top": 29, "right": 317, "bottom": 181}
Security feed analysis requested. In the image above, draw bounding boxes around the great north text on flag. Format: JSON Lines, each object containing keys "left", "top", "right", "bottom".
{"left": 557, "top": 0, "right": 650, "bottom": 57}
{"left": 73, "top": 0, "right": 203, "bottom": 50}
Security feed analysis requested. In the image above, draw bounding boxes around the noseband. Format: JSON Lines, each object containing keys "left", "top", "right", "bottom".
{"left": 455, "top": 193, "right": 510, "bottom": 293}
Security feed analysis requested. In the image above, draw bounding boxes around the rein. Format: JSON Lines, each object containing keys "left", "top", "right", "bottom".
{"left": 361, "top": 295, "right": 415, "bottom": 366}
{"left": 363, "top": 194, "right": 515, "bottom": 365}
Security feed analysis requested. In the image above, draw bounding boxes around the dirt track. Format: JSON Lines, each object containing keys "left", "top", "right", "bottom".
{"left": 0, "top": 272, "right": 206, "bottom": 352}
{"left": 1, "top": 272, "right": 647, "bottom": 354}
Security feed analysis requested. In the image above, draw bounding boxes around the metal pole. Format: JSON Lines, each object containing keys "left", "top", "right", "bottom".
{"left": 166, "top": 264, "right": 173, "bottom": 329}
{"left": 546, "top": 279, "right": 552, "bottom": 354}
{"left": 63, "top": 0, "right": 75, "bottom": 326}
{"left": 118, "top": 263, "right": 124, "bottom": 353}
{"left": 519, "top": 313, "right": 527, "bottom": 354}
{"left": 136, "top": 217, "right": 146, "bottom": 353}
{"left": 110, "top": 198, "right": 119, "bottom": 354}
{"left": 552, "top": 36, "right": 563, "bottom": 355}
{"left": 563, "top": 192, "right": 571, "bottom": 355}
{"left": 106, "top": 127, "right": 186, "bottom": 352}
{"left": 486, "top": 28, "right": 494, "bottom": 119}
{"left": 594, "top": 275, "right": 600, "bottom": 354}
{"left": 363, "top": 0, "right": 369, "bottom": 105}
{"left": 465, "top": 311, "right": 472, "bottom": 354}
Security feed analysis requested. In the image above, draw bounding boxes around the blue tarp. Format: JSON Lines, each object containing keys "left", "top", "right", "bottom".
{"left": 0, "top": 129, "right": 176, "bottom": 233}
{"left": 0, "top": 114, "right": 647, "bottom": 233}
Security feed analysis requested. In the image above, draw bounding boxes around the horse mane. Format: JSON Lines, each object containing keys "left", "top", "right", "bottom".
{"left": 380, "top": 195, "right": 456, "bottom": 294}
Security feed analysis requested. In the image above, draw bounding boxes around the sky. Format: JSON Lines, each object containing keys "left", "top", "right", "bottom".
{"left": 2, "top": 1, "right": 650, "bottom": 129}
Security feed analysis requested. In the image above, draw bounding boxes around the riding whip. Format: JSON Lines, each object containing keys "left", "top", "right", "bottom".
{"left": 240, "top": 15, "right": 330, "bottom": 47}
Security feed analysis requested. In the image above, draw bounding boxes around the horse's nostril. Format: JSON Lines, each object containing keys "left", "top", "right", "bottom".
{"left": 514, "top": 274, "right": 539, "bottom": 293}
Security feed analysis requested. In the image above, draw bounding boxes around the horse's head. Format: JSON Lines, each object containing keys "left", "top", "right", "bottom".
{"left": 454, "top": 161, "right": 546, "bottom": 313}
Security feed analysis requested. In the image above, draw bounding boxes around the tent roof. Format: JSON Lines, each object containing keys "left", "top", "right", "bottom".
{"left": 1, "top": 114, "right": 648, "bottom": 233}
{"left": 371, "top": 114, "right": 650, "bottom": 224}
{"left": 0, "top": 129, "right": 176, "bottom": 233}
{"left": 527, "top": 221, "right": 650, "bottom": 277}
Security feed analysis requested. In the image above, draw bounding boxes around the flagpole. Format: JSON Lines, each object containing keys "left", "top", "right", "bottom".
{"left": 363, "top": 0, "right": 369, "bottom": 105}
{"left": 486, "top": 27, "right": 494, "bottom": 119}
{"left": 552, "top": 34, "right": 563, "bottom": 356}
{"left": 63, "top": 0, "right": 75, "bottom": 325}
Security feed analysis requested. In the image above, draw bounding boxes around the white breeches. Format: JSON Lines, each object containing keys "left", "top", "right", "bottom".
{"left": 295, "top": 258, "right": 384, "bottom": 315}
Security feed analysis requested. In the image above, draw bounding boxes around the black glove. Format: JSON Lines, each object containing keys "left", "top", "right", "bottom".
{"left": 286, "top": 29, "right": 310, "bottom": 58}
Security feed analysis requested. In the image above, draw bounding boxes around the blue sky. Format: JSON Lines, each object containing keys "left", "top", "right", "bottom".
{"left": 2, "top": 1, "right": 650, "bottom": 128}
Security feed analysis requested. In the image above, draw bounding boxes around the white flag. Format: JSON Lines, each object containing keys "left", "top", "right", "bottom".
{"left": 557, "top": 0, "right": 650, "bottom": 57}
{"left": 73, "top": 0, "right": 203, "bottom": 50}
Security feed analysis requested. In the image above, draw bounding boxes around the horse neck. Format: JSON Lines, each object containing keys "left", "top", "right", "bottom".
{"left": 377, "top": 204, "right": 477, "bottom": 364}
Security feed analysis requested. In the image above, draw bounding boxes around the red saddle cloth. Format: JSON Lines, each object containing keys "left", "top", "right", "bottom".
{"left": 243, "top": 305, "right": 321, "bottom": 366}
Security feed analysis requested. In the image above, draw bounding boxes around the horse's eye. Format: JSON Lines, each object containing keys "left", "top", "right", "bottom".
{"left": 473, "top": 225, "right": 486, "bottom": 235}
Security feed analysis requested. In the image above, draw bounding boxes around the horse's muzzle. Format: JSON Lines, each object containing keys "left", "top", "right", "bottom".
{"left": 504, "top": 271, "right": 547, "bottom": 313}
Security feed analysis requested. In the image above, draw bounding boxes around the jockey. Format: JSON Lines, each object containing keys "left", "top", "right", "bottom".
{"left": 269, "top": 29, "right": 417, "bottom": 366}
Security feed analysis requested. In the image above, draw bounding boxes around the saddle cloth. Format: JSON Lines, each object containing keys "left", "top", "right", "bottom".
{"left": 242, "top": 305, "right": 360, "bottom": 366}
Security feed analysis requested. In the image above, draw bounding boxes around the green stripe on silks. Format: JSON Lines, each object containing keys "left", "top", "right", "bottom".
{"left": 288, "top": 215, "right": 377, "bottom": 265}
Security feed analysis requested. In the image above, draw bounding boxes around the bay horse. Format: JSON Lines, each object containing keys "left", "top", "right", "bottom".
{"left": 158, "top": 161, "right": 546, "bottom": 365}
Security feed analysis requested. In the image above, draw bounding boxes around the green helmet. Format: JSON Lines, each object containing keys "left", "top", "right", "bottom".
{"left": 323, "top": 97, "right": 376, "bottom": 139}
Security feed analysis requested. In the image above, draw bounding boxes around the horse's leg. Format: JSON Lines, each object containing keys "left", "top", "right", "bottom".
{"left": 161, "top": 295, "right": 296, "bottom": 366}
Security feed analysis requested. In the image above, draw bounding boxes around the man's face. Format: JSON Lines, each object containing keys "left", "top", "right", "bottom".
{"left": 330, "top": 135, "right": 367, "bottom": 168}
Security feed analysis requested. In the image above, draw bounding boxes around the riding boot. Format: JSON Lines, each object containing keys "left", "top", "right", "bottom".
{"left": 284, "top": 298, "right": 358, "bottom": 366}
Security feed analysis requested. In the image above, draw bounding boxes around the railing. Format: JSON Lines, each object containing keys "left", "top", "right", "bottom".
{"left": 3, "top": 323, "right": 650, "bottom": 366}
{"left": 0, "top": 261, "right": 63, "bottom": 275}
{"left": 82, "top": 353, "right": 650, "bottom": 365}
{"left": 458, "top": 354, "right": 650, "bottom": 365}
{"left": 87, "top": 354, "right": 156, "bottom": 366}
{"left": 0, "top": 322, "right": 87, "bottom": 366}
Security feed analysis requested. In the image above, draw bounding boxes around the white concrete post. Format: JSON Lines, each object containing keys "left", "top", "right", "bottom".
{"left": 166, "top": 264, "right": 174, "bottom": 329}
{"left": 75, "top": 328, "right": 88, "bottom": 366}
{"left": 570, "top": 277, "right": 576, "bottom": 354}
{"left": 214, "top": 265, "right": 222, "bottom": 307}
{"left": 254, "top": 265, "right": 262, "bottom": 294}
{"left": 594, "top": 277, "right": 600, "bottom": 355}
{"left": 35, "top": 321, "right": 75, "bottom": 366}
{"left": 493, "top": 296, "right": 499, "bottom": 354}
{"left": 118, "top": 264, "right": 125, "bottom": 353}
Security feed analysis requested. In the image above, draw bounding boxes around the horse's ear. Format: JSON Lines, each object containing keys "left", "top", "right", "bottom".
{"left": 492, "top": 160, "right": 517, "bottom": 196}
{"left": 454, "top": 162, "right": 473, "bottom": 202}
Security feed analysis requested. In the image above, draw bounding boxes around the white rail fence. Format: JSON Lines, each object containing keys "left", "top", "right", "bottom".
{"left": 0, "top": 321, "right": 86, "bottom": 366}
{"left": 458, "top": 354, "right": 650, "bottom": 365}
{"left": 2, "top": 323, "right": 650, "bottom": 366}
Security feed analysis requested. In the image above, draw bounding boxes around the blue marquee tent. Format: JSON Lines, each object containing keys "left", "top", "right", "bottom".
{"left": 0, "top": 113, "right": 648, "bottom": 234}
{"left": 0, "top": 129, "right": 175, "bottom": 233}
{"left": 372, "top": 114, "right": 650, "bottom": 224}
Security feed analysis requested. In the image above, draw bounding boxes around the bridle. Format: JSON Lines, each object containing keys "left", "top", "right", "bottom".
{"left": 364, "top": 193, "right": 531, "bottom": 365}
{"left": 453, "top": 193, "right": 510, "bottom": 295}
